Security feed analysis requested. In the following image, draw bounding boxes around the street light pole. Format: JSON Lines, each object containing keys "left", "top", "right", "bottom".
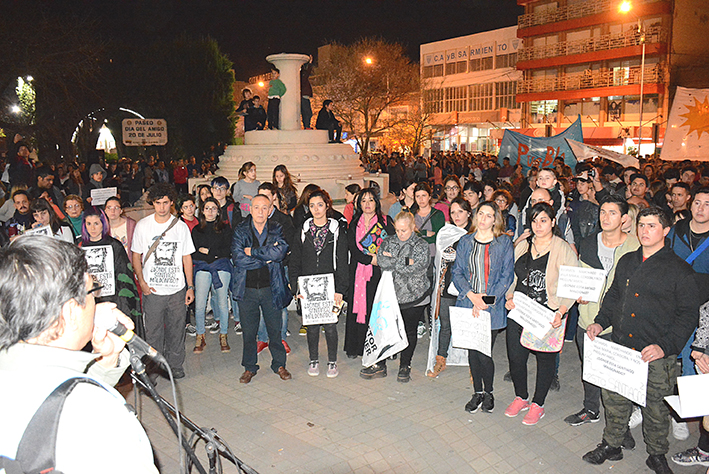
{"left": 637, "top": 19, "right": 646, "bottom": 158}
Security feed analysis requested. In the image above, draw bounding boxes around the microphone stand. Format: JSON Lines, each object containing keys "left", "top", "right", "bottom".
{"left": 129, "top": 354, "right": 259, "bottom": 474}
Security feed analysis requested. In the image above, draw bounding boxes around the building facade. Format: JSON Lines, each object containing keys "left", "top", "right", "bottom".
{"left": 420, "top": 26, "right": 523, "bottom": 153}
{"left": 515, "top": 0, "right": 675, "bottom": 154}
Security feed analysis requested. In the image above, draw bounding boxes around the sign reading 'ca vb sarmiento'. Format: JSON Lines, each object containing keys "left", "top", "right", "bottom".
{"left": 122, "top": 119, "right": 168, "bottom": 146}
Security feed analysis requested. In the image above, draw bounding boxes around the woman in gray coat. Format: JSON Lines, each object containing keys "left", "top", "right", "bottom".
{"left": 363, "top": 210, "right": 431, "bottom": 383}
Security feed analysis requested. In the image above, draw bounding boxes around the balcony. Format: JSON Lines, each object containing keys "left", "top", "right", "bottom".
{"left": 518, "top": 24, "right": 668, "bottom": 62}
{"left": 518, "top": 64, "right": 663, "bottom": 94}
{"left": 518, "top": 0, "right": 665, "bottom": 30}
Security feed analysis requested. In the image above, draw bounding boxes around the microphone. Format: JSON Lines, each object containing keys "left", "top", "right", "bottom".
{"left": 94, "top": 311, "right": 167, "bottom": 365}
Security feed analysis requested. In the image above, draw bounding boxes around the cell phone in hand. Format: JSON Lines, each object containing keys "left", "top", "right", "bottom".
{"left": 482, "top": 295, "right": 496, "bottom": 305}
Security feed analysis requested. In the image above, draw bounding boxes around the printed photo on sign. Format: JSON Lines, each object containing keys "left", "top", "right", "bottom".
{"left": 147, "top": 240, "right": 182, "bottom": 288}
{"left": 84, "top": 245, "right": 115, "bottom": 297}
{"left": 299, "top": 274, "right": 337, "bottom": 325}
{"left": 24, "top": 225, "right": 52, "bottom": 237}
{"left": 583, "top": 335, "right": 648, "bottom": 406}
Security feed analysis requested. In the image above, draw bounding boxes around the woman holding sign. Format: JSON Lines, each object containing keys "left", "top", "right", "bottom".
{"left": 450, "top": 201, "right": 514, "bottom": 412}
{"left": 344, "top": 188, "right": 395, "bottom": 363}
{"left": 375, "top": 211, "right": 431, "bottom": 383}
{"left": 504, "top": 202, "right": 577, "bottom": 425}
{"left": 81, "top": 206, "right": 142, "bottom": 332}
{"left": 290, "top": 189, "right": 349, "bottom": 378}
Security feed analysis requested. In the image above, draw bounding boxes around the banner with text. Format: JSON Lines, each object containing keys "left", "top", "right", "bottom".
{"left": 122, "top": 118, "right": 168, "bottom": 146}
{"left": 499, "top": 116, "right": 583, "bottom": 173}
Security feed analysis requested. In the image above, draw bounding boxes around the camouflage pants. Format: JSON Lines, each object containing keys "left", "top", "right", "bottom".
{"left": 601, "top": 356, "right": 677, "bottom": 455}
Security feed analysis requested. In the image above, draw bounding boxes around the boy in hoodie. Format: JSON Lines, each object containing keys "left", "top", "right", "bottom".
{"left": 267, "top": 68, "right": 286, "bottom": 130}
{"left": 84, "top": 164, "right": 106, "bottom": 205}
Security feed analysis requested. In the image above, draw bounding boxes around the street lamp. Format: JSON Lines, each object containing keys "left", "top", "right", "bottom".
{"left": 10, "top": 105, "right": 21, "bottom": 114}
{"left": 364, "top": 56, "right": 373, "bottom": 65}
{"left": 620, "top": 1, "right": 646, "bottom": 157}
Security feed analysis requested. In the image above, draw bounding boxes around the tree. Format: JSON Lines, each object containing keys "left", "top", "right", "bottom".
{"left": 379, "top": 91, "right": 430, "bottom": 155}
{"left": 315, "top": 38, "right": 418, "bottom": 157}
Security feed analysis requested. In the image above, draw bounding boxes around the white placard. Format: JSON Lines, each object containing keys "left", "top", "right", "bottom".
{"left": 90, "top": 187, "right": 117, "bottom": 206}
{"left": 508, "top": 291, "right": 556, "bottom": 340}
{"left": 583, "top": 335, "right": 648, "bottom": 406}
{"left": 84, "top": 245, "right": 116, "bottom": 297}
{"left": 449, "top": 307, "right": 492, "bottom": 357}
{"left": 665, "top": 373, "right": 709, "bottom": 419}
{"left": 556, "top": 265, "right": 607, "bottom": 302}
{"left": 362, "top": 271, "right": 408, "bottom": 366}
{"left": 23, "top": 225, "right": 53, "bottom": 237}
{"left": 299, "top": 274, "right": 338, "bottom": 325}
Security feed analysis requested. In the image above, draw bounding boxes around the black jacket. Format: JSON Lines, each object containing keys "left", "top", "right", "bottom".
{"left": 594, "top": 244, "right": 701, "bottom": 356}
{"left": 289, "top": 218, "right": 349, "bottom": 297}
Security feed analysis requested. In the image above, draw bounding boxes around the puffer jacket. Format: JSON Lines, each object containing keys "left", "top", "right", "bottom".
{"left": 377, "top": 233, "right": 431, "bottom": 308}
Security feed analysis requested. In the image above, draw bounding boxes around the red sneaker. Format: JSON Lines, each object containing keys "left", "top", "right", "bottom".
{"left": 282, "top": 340, "right": 291, "bottom": 354}
{"left": 256, "top": 341, "right": 268, "bottom": 354}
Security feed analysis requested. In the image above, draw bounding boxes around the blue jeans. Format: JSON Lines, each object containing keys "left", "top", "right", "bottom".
{"left": 257, "top": 308, "right": 288, "bottom": 342}
{"left": 195, "top": 270, "right": 231, "bottom": 335}
{"left": 239, "top": 287, "right": 287, "bottom": 373}
{"left": 679, "top": 329, "right": 697, "bottom": 376}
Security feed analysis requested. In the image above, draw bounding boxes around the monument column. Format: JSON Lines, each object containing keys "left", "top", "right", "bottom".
{"left": 266, "top": 53, "right": 309, "bottom": 131}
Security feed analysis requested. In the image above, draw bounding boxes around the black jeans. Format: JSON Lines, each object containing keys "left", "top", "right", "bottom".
{"left": 238, "top": 287, "right": 286, "bottom": 374}
{"left": 267, "top": 98, "right": 280, "bottom": 129}
{"left": 306, "top": 322, "right": 338, "bottom": 363}
{"left": 506, "top": 319, "right": 557, "bottom": 406}
{"left": 437, "top": 297, "right": 455, "bottom": 358}
{"left": 381, "top": 305, "right": 425, "bottom": 369}
{"left": 575, "top": 325, "right": 611, "bottom": 414}
{"left": 469, "top": 329, "right": 499, "bottom": 393}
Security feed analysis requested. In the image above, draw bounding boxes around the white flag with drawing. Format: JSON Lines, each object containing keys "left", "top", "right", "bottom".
{"left": 661, "top": 86, "right": 709, "bottom": 162}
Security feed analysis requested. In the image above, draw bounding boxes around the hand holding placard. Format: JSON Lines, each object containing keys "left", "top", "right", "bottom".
{"left": 507, "top": 292, "right": 555, "bottom": 340}
{"left": 556, "top": 265, "right": 606, "bottom": 302}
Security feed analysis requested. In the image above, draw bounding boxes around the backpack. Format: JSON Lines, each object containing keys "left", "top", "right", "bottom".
{"left": 0, "top": 377, "right": 104, "bottom": 474}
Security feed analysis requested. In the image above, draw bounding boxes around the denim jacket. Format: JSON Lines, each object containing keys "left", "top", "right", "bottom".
{"left": 230, "top": 216, "right": 292, "bottom": 310}
{"left": 451, "top": 232, "right": 514, "bottom": 330}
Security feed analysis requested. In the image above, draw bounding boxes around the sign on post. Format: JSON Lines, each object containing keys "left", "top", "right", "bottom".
{"left": 122, "top": 119, "right": 168, "bottom": 146}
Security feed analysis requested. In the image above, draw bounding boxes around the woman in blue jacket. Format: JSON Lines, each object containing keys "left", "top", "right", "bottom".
{"left": 451, "top": 201, "right": 514, "bottom": 415}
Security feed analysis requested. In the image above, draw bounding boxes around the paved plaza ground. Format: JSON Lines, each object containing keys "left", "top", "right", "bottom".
{"left": 127, "top": 314, "right": 707, "bottom": 474}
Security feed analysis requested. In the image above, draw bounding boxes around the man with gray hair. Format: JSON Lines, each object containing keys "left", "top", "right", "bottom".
{"left": 0, "top": 236, "right": 157, "bottom": 473}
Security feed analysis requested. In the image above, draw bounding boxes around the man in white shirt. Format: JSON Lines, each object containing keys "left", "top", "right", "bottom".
{"left": 132, "top": 183, "right": 195, "bottom": 379}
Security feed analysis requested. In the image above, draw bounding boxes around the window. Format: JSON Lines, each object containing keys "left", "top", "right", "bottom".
{"left": 423, "top": 89, "right": 444, "bottom": 114}
{"left": 470, "top": 56, "right": 494, "bottom": 72}
{"left": 496, "top": 52, "right": 518, "bottom": 69}
{"left": 445, "top": 86, "right": 468, "bottom": 112}
{"left": 469, "top": 83, "right": 494, "bottom": 111}
{"left": 422, "top": 64, "right": 444, "bottom": 78}
{"left": 530, "top": 100, "right": 558, "bottom": 124}
{"left": 495, "top": 81, "right": 518, "bottom": 109}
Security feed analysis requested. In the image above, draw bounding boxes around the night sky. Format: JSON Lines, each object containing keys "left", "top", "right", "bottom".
{"left": 82, "top": 0, "right": 523, "bottom": 80}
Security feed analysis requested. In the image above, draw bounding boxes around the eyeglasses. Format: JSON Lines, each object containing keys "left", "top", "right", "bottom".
{"left": 212, "top": 186, "right": 227, "bottom": 191}
{"left": 444, "top": 186, "right": 459, "bottom": 191}
{"left": 65, "top": 204, "right": 82, "bottom": 209}
{"left": 203, "top": 206, "right": 219, "bottom": 212}
{"left": 87, "top": 282, "right": 103, "bottom": 297}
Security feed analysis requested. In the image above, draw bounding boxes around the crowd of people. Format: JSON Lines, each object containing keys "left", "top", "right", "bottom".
{"left": 2, "top": 141, "right": 709, "bottom": 474}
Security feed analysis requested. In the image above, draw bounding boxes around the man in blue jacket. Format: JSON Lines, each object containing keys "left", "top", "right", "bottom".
{"left": 231, "top": 195, "right": 292, "bottom": 383}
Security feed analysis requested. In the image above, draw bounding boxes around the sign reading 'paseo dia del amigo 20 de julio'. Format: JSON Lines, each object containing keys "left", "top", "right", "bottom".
{"left": 122, "top": 118, "right": 168, "bottom": 146}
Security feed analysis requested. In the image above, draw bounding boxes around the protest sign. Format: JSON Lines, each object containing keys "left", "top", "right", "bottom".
{"left": 298, "top": 274, "right": 338, "bottom": 325}
{"left": 84, "top": 245, "right": 116, "bottom": 297}
{"left": 665, "top": 373, "right": 709, "bottom": 418}
{"left": 362, "top": 271, "right": 408, "bottom": 366}
{"left": 90, "top": 187, "right": 117, "bottom": 206}
{"left": 583, "top": 334, "right": 648, "bottom": 406}
{"left": 556, "top": 265, "right": 606, "bottom": 302}
{"left": 23, "top": 225, "right": 53, "bottom": 237}
{"left": 449, "top": 307, "right": 492, "bottom": 357}
{"left": 508, "top": 292, "right": 556, "bottom": 340}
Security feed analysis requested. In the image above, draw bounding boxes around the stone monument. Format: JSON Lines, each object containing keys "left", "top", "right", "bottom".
{"left": 218, "top": 53, "right": 365, "bottom": 199}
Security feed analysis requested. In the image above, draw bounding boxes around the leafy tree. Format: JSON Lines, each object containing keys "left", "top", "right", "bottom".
{"left": 315, "top": 38, "right": 418, "bottom": 157}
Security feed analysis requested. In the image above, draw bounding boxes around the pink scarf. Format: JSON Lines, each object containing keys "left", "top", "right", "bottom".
{"left": 353, "top": 215, "right": 377, "bottom": 323}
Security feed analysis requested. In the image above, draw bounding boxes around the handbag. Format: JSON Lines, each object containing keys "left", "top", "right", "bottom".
{"left": 520, "top": 316, "right": 567, "bottom": 352}
{"left": 359, "top": 219, "right": 387, "bottom": 255}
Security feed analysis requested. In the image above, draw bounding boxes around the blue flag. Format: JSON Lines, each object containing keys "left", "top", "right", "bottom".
{"left": 499, "top": 116, "right": 583, "bottom": 173}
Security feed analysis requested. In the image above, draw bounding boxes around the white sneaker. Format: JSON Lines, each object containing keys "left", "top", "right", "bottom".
{"left": 327, "top": 362, "right": 339, "bottom": 378}
{"left": 307, "top": 360, "right": 319, "bottom": 376}
{"left": 628, "top": 406, "right": 643, "bottom": 429}
{"left": 672, "top": 419, "right": 690, "bottom": 440}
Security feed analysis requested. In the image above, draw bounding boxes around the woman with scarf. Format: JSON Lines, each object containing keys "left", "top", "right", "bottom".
{"left": 191, "top": 197, "right": 233, "bottom": 354}
{"left": 450, "top": 201, "right": 514, "bottom": 414}
{"left": 344, "top": 188, "right": 394, "bottom": 360}
{"left": 80, "top": 206, "right": 142, "bottom": 332}
{"left": 427, "top": 197, "right": 474, "bottom": 378}
{"left": 63, "top": 194, "right": 84, "bottom": 242}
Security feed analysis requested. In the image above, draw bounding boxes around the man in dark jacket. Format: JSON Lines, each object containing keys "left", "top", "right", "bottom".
{"left": 316, "top": 100, "right": 342, "bottom": 143}
{"left": 583, "top": 207, "right": 702, "bottom": 474}
{"left": 231, "top": 195, "right": 292, "bottom": 384}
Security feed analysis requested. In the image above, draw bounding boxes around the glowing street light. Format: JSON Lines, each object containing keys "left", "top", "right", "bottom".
{"left": 10, "top": 105, "right": 21, "bottom": 114}
{"left": 618, "top": 1, "right": 632, "bottom": 14}
{"left": 364, "top": 57, "right": 373, "bottom": 65}
{"left": 26, "top": 75, "right": 33, "bottom": 82}
{"left": 258, "top": 81, "right": 264, "bottom": 87}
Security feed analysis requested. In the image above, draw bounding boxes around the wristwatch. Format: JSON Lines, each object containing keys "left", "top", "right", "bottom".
{"left": 188, "top": 285, "right": 194, "bottom": 290}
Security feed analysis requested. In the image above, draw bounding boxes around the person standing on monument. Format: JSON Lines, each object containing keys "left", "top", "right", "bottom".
{"left": 267, "top": 68, "right": 286, "bottom": 130}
